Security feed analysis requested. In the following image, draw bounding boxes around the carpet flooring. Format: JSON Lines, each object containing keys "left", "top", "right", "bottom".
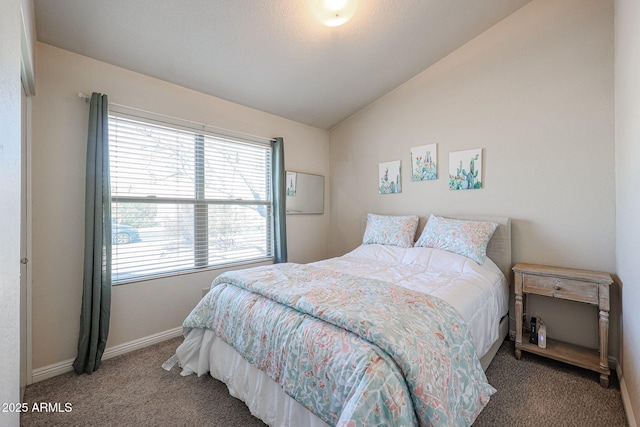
{"left": 21, "top": 337, "right": 628, "bottom": 426}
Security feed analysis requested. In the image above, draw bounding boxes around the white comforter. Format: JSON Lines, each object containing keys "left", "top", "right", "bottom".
{"left": 309, "top": 244, "right": 508, "bottom": 358}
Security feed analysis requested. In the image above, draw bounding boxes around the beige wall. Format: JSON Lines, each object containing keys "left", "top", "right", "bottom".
{"left": 615, "top": 0, "right": 640, "bottom": 422}
{"left": 31, "top": 43, "right": 330, "bottom": 369}
{"left": 330, "top": 0, "right": 616, "bottom": 352}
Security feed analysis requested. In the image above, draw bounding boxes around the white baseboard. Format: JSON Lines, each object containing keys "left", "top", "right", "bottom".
{"left": 102, "top": 327, "right": 183, "bottom": 361}
{"left": 617, "top": 362, "right": 638, "bottom": 427}
{"left": 31, "top": 358, "right": 75, "bottom": 384}
{"left": 32, "top": 327, "right": 183, "bottom": 383}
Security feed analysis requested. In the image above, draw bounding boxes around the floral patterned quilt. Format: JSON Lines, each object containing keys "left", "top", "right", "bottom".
{"left": 182, "top": 263, "right": 495, "bottom": 427}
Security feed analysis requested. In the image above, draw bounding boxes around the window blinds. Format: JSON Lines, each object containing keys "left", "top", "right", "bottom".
{"left": 108, "top": 114, "right": 273, "bottom": 283}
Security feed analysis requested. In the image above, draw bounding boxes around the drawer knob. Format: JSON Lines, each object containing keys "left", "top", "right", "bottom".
{"left": 555, "top": 285, "right": 562, "bottom": 291}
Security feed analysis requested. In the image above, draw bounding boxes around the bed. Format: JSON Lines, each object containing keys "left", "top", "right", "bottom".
{"left": 164, "top": 214, "right": 511, "bottom": 427}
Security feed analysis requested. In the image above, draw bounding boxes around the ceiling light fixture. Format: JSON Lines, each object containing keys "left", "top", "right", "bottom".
{"left": 313, "top": 0, "right": 358, "bottom": 27}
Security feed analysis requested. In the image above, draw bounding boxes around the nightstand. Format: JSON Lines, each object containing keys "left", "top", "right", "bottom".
{"left": 512, "top": 263, "right": 613, "bottom": 387}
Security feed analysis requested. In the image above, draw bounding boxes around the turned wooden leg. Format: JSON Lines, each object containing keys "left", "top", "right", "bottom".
{"left": 599, "top": 309, "right": 610, "bottom": 388}
{"left": 599, "top": 310, "right": 609, "bottom": 370}
{"left": 515, "top": 283, "right": 523, "bottom": 360}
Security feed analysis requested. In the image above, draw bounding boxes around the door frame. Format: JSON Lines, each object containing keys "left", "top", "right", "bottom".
{"left": 20, "top": 78, "right": 33, "bottom": 393}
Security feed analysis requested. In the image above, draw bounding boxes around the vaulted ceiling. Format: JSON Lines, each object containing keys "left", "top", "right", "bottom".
{"left": 34, "top": 0, "right": 531, "bottom": 129}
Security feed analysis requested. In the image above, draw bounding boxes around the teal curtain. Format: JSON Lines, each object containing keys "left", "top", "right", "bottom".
{"left": 73, "top": 92, "right": 112, "bottom": 375}
{"left": 272, "top": 137, "right": 287, "bottom": 263}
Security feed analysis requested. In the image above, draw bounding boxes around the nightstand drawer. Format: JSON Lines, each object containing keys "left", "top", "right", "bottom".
{"left": 522, "top": 274, "right": 598, "bottom": 305}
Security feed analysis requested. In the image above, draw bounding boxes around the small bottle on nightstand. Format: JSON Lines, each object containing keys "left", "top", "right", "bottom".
{"left": 538, "top": 320, "right": 547, "bottom": 349}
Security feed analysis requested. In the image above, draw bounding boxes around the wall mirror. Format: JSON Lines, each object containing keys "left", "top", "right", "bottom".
{"left": 286, "top": 171, "right": 324, "bottom": 214}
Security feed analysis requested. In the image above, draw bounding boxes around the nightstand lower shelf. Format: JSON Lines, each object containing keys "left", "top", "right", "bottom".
{"left": 517, "top": 333, "right": 609, "bottom": 387}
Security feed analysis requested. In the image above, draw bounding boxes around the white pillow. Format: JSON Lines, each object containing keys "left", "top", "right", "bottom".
{"left": 414, "top": 214, "right": 498, "bottom": 264}
{"left": 362, "top": 213, "right": 419, "bottom": 248}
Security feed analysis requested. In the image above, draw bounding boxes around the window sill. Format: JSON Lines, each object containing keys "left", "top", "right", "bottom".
{"left": 111, "top": 256, "right": 274, "bottom": 286}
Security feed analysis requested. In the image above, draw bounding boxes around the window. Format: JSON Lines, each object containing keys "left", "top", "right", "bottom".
{"left": 108, "top": 112, "right": 274, "bottom": 283}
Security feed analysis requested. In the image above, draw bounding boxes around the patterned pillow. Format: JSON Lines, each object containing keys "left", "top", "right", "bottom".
{"left": 414, "top": 214, "right": 498, "bottom": 264}
{"left": 362, "top": 214, "right": 419, "bottom": 248}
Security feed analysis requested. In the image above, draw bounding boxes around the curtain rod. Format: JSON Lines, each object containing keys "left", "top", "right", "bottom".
{"left": 76, "top": 92, "right": 275, "bottom": 145}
